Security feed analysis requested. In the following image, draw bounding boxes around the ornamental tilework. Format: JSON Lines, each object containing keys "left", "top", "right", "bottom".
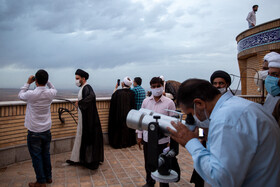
{"left": 238, "top": 27, "right": 280, "bottom": 53}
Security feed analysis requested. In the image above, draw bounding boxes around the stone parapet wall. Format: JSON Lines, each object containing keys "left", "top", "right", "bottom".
{"left": 0, "top": 98, "right": 110, "bottom": 149}
{"left": 0, "top": 98, "right": 111, "bottom": 168}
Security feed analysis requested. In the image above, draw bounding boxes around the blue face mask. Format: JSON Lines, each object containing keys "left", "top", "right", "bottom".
{"left": 265, "top": 75, "right": 280, "bottom": 96}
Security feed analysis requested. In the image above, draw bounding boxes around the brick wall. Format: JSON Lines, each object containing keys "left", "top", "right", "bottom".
{"left": 246, "top": 56, "right": 261, "bottom": 95}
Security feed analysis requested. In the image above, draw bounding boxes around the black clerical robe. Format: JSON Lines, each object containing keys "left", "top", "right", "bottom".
{"left": 78, "top": 84, "right": 104, "bottom": 169}
{"left": 108, "top": 88, "right": 136, "bottom": 148}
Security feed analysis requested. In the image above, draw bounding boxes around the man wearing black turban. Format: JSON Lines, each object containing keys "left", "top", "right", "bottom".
{"left": 75, "top": 69, "right": 89, "bottom": 80}
{"left": 66, "top": 69, "right": 104, "bottom": 170}
{"left": 210, "top": 70, "right": 233, "bottom": 95}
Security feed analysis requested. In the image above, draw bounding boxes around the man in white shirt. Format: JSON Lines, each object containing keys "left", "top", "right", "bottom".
{"left": 137, "top": 77, "right": 176, "bottom": 187}
{"left": 18, "top": 70, "right": 57, "bottom": 187}
{"left": 246, "top": 5, "right": 258, "bottom": 29}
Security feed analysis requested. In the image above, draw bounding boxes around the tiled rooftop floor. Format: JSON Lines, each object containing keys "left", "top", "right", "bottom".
{"left": 0, "top": 145, "right": 195, "bottom": 187}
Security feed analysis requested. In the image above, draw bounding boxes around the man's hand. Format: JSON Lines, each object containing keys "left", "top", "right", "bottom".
{"left": 75, "top": 101, "right": 78, "bottom": 109}
{"left": 137, "top": 138, "right": 143, "bottom": 150}
{"left": 167, "top": 121, "right": 199, "bottom": 147}
{"left": 27, "top": 75, "right": 35, "bottom": 84}
{"left": 115, "top": 83, "right": 119, "bottom": 89}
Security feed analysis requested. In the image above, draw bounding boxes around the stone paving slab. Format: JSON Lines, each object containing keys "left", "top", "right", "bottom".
{"left": 0, "top": 145, "right": 195, "bottom": 187}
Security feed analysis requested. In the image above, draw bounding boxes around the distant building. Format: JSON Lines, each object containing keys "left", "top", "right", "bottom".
{"left": 236, "top": 18, "right": 280, "bottom": 95}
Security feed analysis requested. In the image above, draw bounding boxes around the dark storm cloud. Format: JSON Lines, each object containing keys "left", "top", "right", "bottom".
{"left": 0, "top": 0, "right": 194, "bottom": 69}
{"left": 1, "top": 0, "right": 279, "bottom": 89}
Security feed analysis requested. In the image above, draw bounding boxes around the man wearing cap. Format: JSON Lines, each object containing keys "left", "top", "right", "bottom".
{"left": 260, "top": 52, "right": 279, "bottom": 80}
{"left": 66, "top": 69, "right": 104, "bottom": 170}
{"left": 108, "top": 76, "right": 136, "bottom": 148}
{"left": 254, "top": 52, "right": 274, "bottom": 93}
{"left": 263, "top": 52, "right": 280, "bottom": 125}
{"left": 262, "top": 52, "right": 279, "bottom": 71}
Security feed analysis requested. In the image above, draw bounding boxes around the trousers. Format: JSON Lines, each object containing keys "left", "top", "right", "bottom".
{"left": 27, "top": 130, "right": 52, "bottom": 183}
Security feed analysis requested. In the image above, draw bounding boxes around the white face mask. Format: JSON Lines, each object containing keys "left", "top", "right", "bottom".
{"left": 75, "top": 79, "right": 81, "bottom": 87}
{"left": 151, "top": 87, "right": 164, "bottom": 97}
{"left": 194, "top": 103, "right": 210, "bottom": 128}
{"left": 218, "top": 87, "right": 227, "bottom": 94}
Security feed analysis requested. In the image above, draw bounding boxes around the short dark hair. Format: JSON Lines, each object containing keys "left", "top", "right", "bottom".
{"left": 177, "top": 79, "right": 220, "bottom": 108}
{"left": 253, "top": 5, "right": 258, "bottom": 9}
{"left": 134, "top": 77, "right": 142, "bottom": 86}
{"left": 35, "top": 69, "right": 49, "bottom": 85}
{"left": 150, "top": 77, "right": 163, "bottom": 86}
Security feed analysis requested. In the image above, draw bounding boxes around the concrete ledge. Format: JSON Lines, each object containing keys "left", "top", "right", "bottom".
{"left": 15, "top": 145, "right": 30, "bottom": 163}
{"left": 0, "top": 147, "right": 15, "bottom": 167}
{"left": 52, "top": 137, "right": 74, "bottom": 154}
{"left": 0, "top": 133, "right": 109, "bottom": 168}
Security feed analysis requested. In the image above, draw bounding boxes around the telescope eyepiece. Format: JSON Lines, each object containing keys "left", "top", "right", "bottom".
{"left": 153, "top": 115, "right": 161, "bottom": 121}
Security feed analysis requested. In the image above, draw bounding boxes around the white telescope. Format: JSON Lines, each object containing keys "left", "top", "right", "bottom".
{"left": 126, "top": 108, "right": 196, "bottom": 135}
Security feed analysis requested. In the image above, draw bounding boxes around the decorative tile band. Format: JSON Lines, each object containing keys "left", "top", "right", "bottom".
{"left": 237, "top": 27, "right": 280, "bottom": 53}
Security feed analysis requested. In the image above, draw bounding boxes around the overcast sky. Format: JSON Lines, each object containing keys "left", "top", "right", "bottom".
{"left": 0, "top": 0, "right": 279, "bottom": 92}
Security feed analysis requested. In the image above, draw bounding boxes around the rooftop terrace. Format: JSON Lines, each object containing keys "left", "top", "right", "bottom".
{"left": 0, "top": 96, "right": 264, "bottom": 187}
{"left": 0, "top": 145, "right": 194, "bottom": 187}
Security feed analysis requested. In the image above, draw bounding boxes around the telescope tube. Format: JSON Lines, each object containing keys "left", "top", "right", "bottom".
{"left": 126, "top": 109, "right": 181, "bottom": 135}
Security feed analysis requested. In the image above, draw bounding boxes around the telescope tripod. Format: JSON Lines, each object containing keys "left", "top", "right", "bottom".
{"left": 147, "top": 116, "right": 180, "bottom": 184}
